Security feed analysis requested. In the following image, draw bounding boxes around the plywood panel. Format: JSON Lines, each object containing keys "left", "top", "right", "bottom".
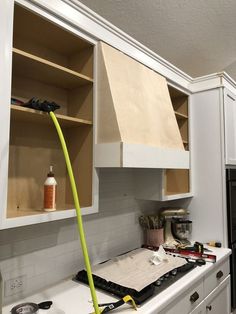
{"left": 10, "top": 105, "right": 92, "bottom": 128}
{"left": 14, "top": 4, "right": 91, "bottom": 56}
{"left": 12, "top": 48, "right": 93, "bottom": 90}
{"left": 97, "top": 44, "right": 121, "bottom": 143}
{"left": 165, "top": 169, "right": 189, "bottom": 195}
{"left": 172, "top": 96, "right": 188, "bottom": 116}
{"left": 98, "top": 42, "right": 184, "bottom": 149}
{"left": 65, "top": 126, "right": 93, "bottom": 207}
{"left": 69, "top": 47, "right": 94, "bottom": 78}
{"left": 68, "top": 85, "right": 93, "bottom": 121}
{"left": 7, "top": 121, "right": 69, "bottom": 216}
{"left": 12, "top": 75, "right": 68, "bottom": 115}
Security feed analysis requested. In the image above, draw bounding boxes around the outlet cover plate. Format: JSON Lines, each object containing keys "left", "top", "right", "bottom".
{"left": 4, "top": 275, "right": 27, "bottom": 296}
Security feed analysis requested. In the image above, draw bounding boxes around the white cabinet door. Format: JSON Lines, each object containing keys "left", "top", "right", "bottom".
{"left": 159, "top": 280, "right": 204, "bottom": 314}
{"left": 190, "top": 301, "right": 205, "bottom": 314}
{"left": 224, "top": 89, "right": 236, "bottom": 164}
{"left": 204, "top": 275, "right": 231, "bottom": 314}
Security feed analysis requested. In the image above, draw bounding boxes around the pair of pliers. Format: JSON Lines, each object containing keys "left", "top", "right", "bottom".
{"left": 95, "top": 295, "right": 137, "bottom": 313}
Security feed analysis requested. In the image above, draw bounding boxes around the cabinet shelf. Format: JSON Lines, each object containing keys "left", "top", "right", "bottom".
{"left": 175, "top": 111, "right": 188, "bottom": 119}
{"left": 12, "top": 48, "right": 93, "bottom": 89}
{"left": 10, "top": 105, "right": 92, "bottom": 128}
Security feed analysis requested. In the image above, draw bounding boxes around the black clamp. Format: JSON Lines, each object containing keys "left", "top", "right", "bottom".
{"left": 24, "top": 97, "right": 60, "bottom": 112}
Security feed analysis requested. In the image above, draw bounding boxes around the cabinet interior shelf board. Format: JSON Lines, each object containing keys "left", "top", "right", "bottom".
{"left": 12, "top": 48, "right": 93, "bottom": 89}
{"left": 163, "top": 193, "right": 193, "bottom": 200}
{"left": 10, "top": 105, "right": 92, "bottom": 127}
{"left": 175, "top": 111, "right": 188, "bottom": 119}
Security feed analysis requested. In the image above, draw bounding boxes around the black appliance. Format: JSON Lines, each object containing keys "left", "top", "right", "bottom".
{"left": 226, "top": 168, "right": 236, "bottom": 309}
{"left": 74, "top": 263, "right": 195, "bottom": 305}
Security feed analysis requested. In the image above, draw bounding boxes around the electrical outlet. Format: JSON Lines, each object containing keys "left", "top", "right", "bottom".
{"left": 4, "top": 275, "right": 27, "bottom": 296}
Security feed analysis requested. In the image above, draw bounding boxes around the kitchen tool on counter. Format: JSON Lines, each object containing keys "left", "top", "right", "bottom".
{"left": 93, "top": 295, "right": 137, "bottom": 313}
{"left": 160, "top": 208, "right": 190, "bottom": 246}
{"left": 11, "top": 301, "right": 52, "bottom": 314}
{"left": 207, "top": 241, "right": 222, "bottom": 248}
{"left": 164, "top": 247, "right": 216, "bottom": 263}
{"left": 139, "top": 215, "right": 164, "bottom": 247}
{"left": 171, "top": 218, "right": 192, "bottom": 245}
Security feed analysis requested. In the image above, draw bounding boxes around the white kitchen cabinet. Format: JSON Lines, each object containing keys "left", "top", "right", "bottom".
{"left": 0, "top": 1, "right": 99, "bottom": 229}
{"left": 159, "top": 280, "right": 204, "bottom": 314}
{"left": 160, "top": 277, "right": 231, "bottom": 314}
{"left": 203, "top": 276, "right": 231, "bottom": 314}
{"left": 224, "top": 89, "right": 236, "bottom": 165}
{"left": 189, "top": 87, "right": 227, "bottom": 244}
{"left": 190, "top": 302, "right": 205, "bottom": 314}
{"left": 159, "top": 256, "right": 230, "bottom": 314}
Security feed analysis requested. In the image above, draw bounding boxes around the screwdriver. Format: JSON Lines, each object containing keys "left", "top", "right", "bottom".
{"left": 207, "top": 241, "right": 222, "bottom": 248}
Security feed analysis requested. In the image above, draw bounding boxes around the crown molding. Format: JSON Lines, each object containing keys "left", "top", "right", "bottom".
{"left": 66, "top": 0, "right": 193, "bottom": 81}
{"left": 189, "top": 72, "right": 236, "bottom": 93}
{"left": 23, "top": 0, "right": 192, "bottom": 90}
{"left": 17, "top": 0, "right": 236, "bottom": 95}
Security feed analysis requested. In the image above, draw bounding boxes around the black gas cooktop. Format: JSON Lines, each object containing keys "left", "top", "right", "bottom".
{"left": 74, "top": 262, "right": 195, "bottom": 305}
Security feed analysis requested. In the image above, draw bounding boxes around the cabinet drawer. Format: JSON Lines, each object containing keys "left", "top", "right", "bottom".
{"left": 204, "top": 259, "right": 229, "bottom": 297}
{"left": 159, "top": 280, "right": 204, "bottom": 314}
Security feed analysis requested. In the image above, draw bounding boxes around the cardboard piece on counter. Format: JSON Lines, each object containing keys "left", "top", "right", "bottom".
{"left": 97, "top": 42, "right": 184, "bottom": 149}
{"left": 92, "top": 248, "right": 187, "bottom": 291}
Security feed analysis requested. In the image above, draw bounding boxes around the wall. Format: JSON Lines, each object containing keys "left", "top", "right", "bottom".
{"left": 0, "top": 168, "right": 192, "bottom": 306}
{"left": 0, "top": 169, "right": 143, "bottom": 306}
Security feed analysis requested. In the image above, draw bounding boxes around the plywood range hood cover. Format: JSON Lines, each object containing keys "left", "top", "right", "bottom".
{"left": 95, "top": 42, "right": 189, "bottom": 169}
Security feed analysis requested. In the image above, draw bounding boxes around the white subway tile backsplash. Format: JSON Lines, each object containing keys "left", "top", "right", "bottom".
{"left": 0, "top": 169, "right": 145, "bottom": 305}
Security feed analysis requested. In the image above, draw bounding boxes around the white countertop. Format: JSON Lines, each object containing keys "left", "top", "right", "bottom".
{"left": 3, "top": 247, "right": 231, "bottom": 314}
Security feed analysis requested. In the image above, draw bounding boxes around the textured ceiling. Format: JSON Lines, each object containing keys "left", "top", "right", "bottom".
{"left": 78, "top": 0, "right": 236, "bottom": 80}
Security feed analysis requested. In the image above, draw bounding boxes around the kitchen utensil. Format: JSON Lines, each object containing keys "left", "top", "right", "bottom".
{"left": 11, "top": 301, "right": 52, "bottom": 314}
{"left": 95, "top": 295, "right": 137, "bottom": 313}
{"left": 164, "top": 247, "right": 216, "bottom": 263}
{"left": 160, "top": 208, "right": 190, "bottom": 246}
{"left": 139, "top": 215, "right": 164, "bottom": 229}
{"left": 172, "top": 219, "right": 192, "bottom": 241}
{"left": 146, "top": 228, "right": 164, "bottom": 247}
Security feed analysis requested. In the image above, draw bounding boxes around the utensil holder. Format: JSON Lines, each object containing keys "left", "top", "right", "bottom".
{"left": 145, "top": 228, "right": 164, "bottom": 247}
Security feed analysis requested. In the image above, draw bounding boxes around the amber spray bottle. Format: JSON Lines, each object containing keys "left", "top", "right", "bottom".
{"left": 44, "top": 166, "right": 57, "bottom": 212}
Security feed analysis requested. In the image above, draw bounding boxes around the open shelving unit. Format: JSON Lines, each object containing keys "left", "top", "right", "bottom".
{"left": 10, "top": 105, "right": 92, "bottom": 128}
{"left": 7, "top": 4, "right": 95, "bottom": 221}
{"left": 163, "top": 86, "right": 190, "bottom": 199}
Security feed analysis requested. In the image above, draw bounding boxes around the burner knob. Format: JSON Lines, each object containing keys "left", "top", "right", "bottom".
{"left": 154, "top": 279, "right": 162, "bottom": 286}
{"left": 171, "top": 269, "right": 177, "bottom": 276}
{"left": 164, "top": 273, "right": 170, "bottom": 278}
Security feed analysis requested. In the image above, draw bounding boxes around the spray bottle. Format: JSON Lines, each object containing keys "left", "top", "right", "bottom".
{"left": 44, "top": 166, "right": 57, "bottom": 212}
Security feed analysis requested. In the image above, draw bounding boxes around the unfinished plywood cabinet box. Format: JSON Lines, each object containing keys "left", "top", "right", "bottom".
{"left": 95, "top": 43, "right": 191, "bottom": 200}
{"left": 95, "top": 42, "right": 189, "bottom": 169}
{"left": 134, "top": 86, "right": 191, "bottom": 201}
{"left": 0, "top": 3, "right": 98, "bottom": 229}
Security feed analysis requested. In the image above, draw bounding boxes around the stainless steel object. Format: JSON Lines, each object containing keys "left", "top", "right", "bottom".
{"left": 11, "top": 303, "right": 39, "bottom": 314}
{"left": 160, "top": 208, "right": 190, "bottom": 246}
{"left": 172, "top": 220, "right": 192, "bottom": 241}
{"left": 11, "top": 301, "right": 52, "bottom": 314}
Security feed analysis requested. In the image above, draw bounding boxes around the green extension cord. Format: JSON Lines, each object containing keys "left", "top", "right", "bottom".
{"left": 50, "top": 111, "right": 101, "bottom": 314}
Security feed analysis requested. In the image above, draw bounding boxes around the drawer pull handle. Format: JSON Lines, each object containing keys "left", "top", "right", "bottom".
{"left": 216, "top": 270, "right": 223, "bottom": 279}
{"left": 190, "top": 291, "right": 199, "bottom": 303}
{"left": 206, "top": 305, "right": 212, "bottom": 311}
